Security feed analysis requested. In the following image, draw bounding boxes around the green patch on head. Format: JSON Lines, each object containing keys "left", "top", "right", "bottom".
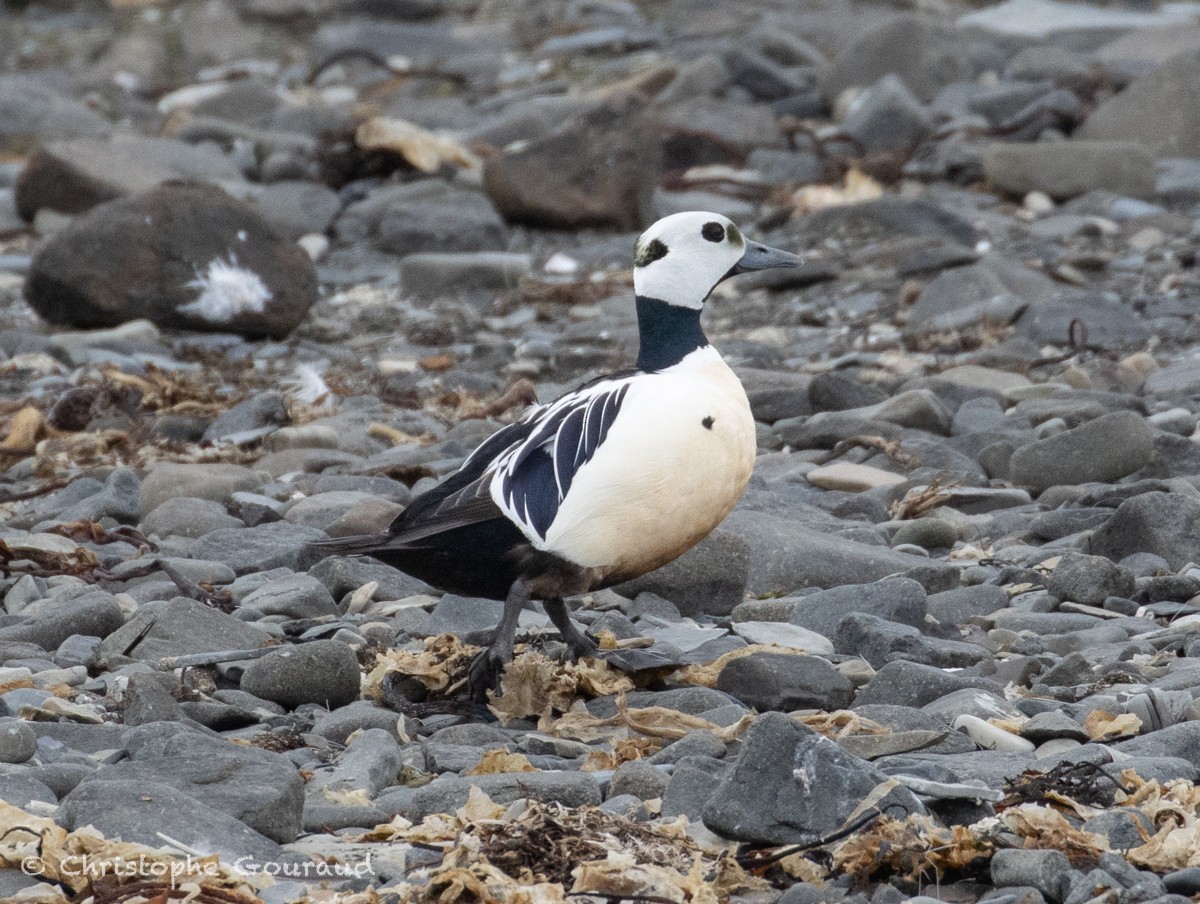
{"left": 726, "top": 223, "right": 744, "bottom": 246}
{"left": 635, "top": 238, "right": 669, "bottom": 268}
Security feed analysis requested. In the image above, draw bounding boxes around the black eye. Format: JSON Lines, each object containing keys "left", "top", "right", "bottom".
{"left": 701, "top": 222, "right": 725, "bottom": 243}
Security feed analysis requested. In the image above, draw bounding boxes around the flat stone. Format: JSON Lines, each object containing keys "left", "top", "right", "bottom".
{"left": 1009, "top": 410, "right": 1153, "bottom": 494}
{"left": 731, "top": 622, "right": 834, "bottom": 655}
{"left": 190, "top": 521, "right": 326, "bottom": 575}
{"left": 983, "top": 141, "right": 1155, "bottom": 200}
{"left": 806, "top": 462, "right": 904, "bottom": 491}
{"left": 97, "top": 597, "right": 270, "bottom": 664}
{"left": 717, "top": 653, "right": 853, "bottom": 712}
{"left": 59, "top": 779, "right": 291, "bottom": 863}
{"left": 82, "top": 725, "right": 304, "bottom": 842}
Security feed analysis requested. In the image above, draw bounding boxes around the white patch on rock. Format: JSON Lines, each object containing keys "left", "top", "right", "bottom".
{"left": 180, "top": 256, "right": 272, "bottom": 323}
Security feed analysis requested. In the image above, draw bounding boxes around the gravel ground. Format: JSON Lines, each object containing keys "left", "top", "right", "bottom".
{"left": 4, "top": 1, "right": 1200, "bottom": 903}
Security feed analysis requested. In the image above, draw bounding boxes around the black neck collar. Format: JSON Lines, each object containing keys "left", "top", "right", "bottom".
{"left": 635, "top": 296, "right": 708, "bottom": 372}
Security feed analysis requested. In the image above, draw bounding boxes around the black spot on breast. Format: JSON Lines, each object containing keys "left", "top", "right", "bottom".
{"left": 701, "top": 222, "right": 725, "bottom": 243}
{"left": 635, "top": 238, "right": 669, "bottom": 267}
{"left": 702, "top": 416, "right": 714, "bottom": 430}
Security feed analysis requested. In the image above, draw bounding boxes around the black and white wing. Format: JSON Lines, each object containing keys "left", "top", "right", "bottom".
{"left": 490, "top": 378, "right": 634, "bottom": 541}
{"left": 313, "top": 375, "right": 635, "bottom": 555}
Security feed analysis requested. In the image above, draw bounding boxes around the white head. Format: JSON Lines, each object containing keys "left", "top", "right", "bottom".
{"left": 632, "top": 211, "right": 801, "bottom": 310}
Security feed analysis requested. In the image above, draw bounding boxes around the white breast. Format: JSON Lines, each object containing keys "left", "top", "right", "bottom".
{"left": 539, "top": 346, "right": 756, "bottom": 583}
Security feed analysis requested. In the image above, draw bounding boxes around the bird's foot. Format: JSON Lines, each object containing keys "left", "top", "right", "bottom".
{"left": 562, "top": 632, "right": 600, "bottom": 663}
{"left": 467, "top": 642, "right": 513, "bottom": 703}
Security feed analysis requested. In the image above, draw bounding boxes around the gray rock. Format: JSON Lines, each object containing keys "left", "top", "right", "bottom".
{"left": 608, "top": 759, "right": 669, "bottom": 801}
{"left": 795, "top": 196, "right": 978, "bottom": 247}
{"left": 240, "top": 639, "right": 361, "bottom": 709}
{"left": 834, "top": 613, "right": 989, "bottom": 669}
{"left": 1077, "top": 49, "right": 1200, "bottom": 157}
{"left": 788, "top": 577, "right": 927, "bottom": 639}
{"left": 484, "top": 93, "right": 659, "bottom": 230}
{"left": 59, "top": 779, "right": 290, "bottom": 862}
{"left": 1009, "top": 411, "right": 1153, "bottom": 494}
{"left": 313, "top": 702, "right": 405, "bottom": 745}
{"left": 55, "top": 467, "right": 140, "bottom": 524}
{"left": 15, "top": 134, "right": 244, "bottom": 220}
{"left": 842, "top": 75, "right": 933, "bottom": 153}
{"left": 661, "top": 755, "right": 731, "bottom": 820}
{"left": 1047, "top": 553, "right": 1135, "bottom": 606}
{"left": 1015, "top": 298, "right": 1149, "bottom": 350}
{"left": 926, "top": 585, "right": 1009, "bottom": 624}
{"left": 400, "top": 252, "right": 532, "bottom": 298}
{"left": 231, "top": 180, "right": 342, "bottom": 240}
{"left": 0, "top": 773, "right": 57, "bottom": 808}
{"left": 123, "top": 672, "right": 188, "bottom": 726}
{"left": 992, "top": 849, "right": 1070, "bottom": 901}
{"left": 202, "top": 392, "right": 289, "bottom": 444}
{"left": 722, "top": 510, "right": 957, "bottom": 596}
{"left": 308, "top": 555, "right": 433, "bottom": 601}
{"left": 891, "top": 518, "right": 957, "bottom": 551}
{"left": 648, "top": 730, "right": 728, "bottom": 765}
{"left": 0, "top": 590, "right": 124, "bottom": 650}
{"left": 309, "top": 728, "right": 401, "bottom": 797}
{"left": 139, "top": 463, "right": 266, "bottom": 515}
{"left": 97, "top": 597, "right": 270, "bottom": 664}
{"left": 82, "top": 726, "right": 303, "bottom": 842}
{"left": 1083, "top": 808, "right": 1154, "bottom": 850}
{"left": 717, "top": 653, "right": 853, "bottom": 712}
{"left": 1113, "top": 722, "right": 1200, "bottom": 767}
{"left": 0, "top": 75, "right": 110, "bottom": 152}
{"left": 983, "top": 141, "right": 1155, "bottom": 200}
{"left": 853, "top": 660, "right": 1002, "bottom": 709}
{"left": 141, "top": 496, "right": 244, "bottom": 539}
{"left": 614, "top": 529, "right": 749, "bottom": 616}
{"left": 1090, "top": 492, "right": 1200, "bottom": 571}
{"left": 25, "top": 183, "right": 318, "bottom": 338}
{"left": 905, "top": 255, "right": 1057, "bottom": 337}
{"left": 335, "top": 180, "right": 507, "bottom": 255}
{"left": 239, "top": 573, "right": 339, "bottom": 619}
{"left": 702, "top": 711, "right": 925, "bottom": 844}
{"left": 0, "top": 717, "right": 37, "bottom": 763}
{"left": 1145, "top": 358, "right": 1200, "bottom": 398}
{"left": 824, "top": 13, "right": 974, "bottom": 102}
{"left": 659, "top": 96, "right": 784, "bottom": 167}
{"left": 190, "top": 521, "right": 325, "bottom": 575}
{"left": 407, "top": 771, "right": 601, "bottom": 820}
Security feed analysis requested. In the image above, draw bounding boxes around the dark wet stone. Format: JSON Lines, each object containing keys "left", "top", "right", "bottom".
{"left": 702, "top": 712, "right": 925, "bottom": 844}
{"left": 484, "top": 93, "right": 660, "bottom": 231}
{"left": 717, "top": 653, "right": 853, "bottom": 712}
{"left": 25, "top": 184, "right": 318, "bottom": 338}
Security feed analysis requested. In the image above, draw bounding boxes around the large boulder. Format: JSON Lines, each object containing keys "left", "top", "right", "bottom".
{"left": 24, "top": 183, "right": 318, "bottom": 338}
{"left": 483, "top": 93, "right": 661, "bottom": 230}
{"left": 1076, "top": 49, "right": 1200, "bottom": 157}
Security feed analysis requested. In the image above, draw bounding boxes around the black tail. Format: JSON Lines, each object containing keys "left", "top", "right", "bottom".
{"left": 308, "top": 533, "right": 392, "bottom": 556}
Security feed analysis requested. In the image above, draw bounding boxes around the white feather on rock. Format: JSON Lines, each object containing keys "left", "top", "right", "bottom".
{"left": 179, "top": 256, "right": 272, "bottom": 323}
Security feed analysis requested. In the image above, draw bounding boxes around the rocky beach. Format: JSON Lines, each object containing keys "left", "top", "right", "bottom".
{"left": 4, "top": 0, "right": 1200, "bottom": 902}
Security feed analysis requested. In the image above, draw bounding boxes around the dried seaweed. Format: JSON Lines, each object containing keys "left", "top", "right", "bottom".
{"left": 1001, "top": 762, "right": 1126, "bottom": 811}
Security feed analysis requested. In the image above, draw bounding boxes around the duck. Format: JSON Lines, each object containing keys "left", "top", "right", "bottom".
{"left": 317, "top": 212, "right": 801, "bottom": 700}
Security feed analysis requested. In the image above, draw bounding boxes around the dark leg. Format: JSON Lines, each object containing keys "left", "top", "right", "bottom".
{"left": 542, "top": 598, "right": 598, "bottom": 661}
{"left": 467, "top": 579, "right": 530, "bottom": 702}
